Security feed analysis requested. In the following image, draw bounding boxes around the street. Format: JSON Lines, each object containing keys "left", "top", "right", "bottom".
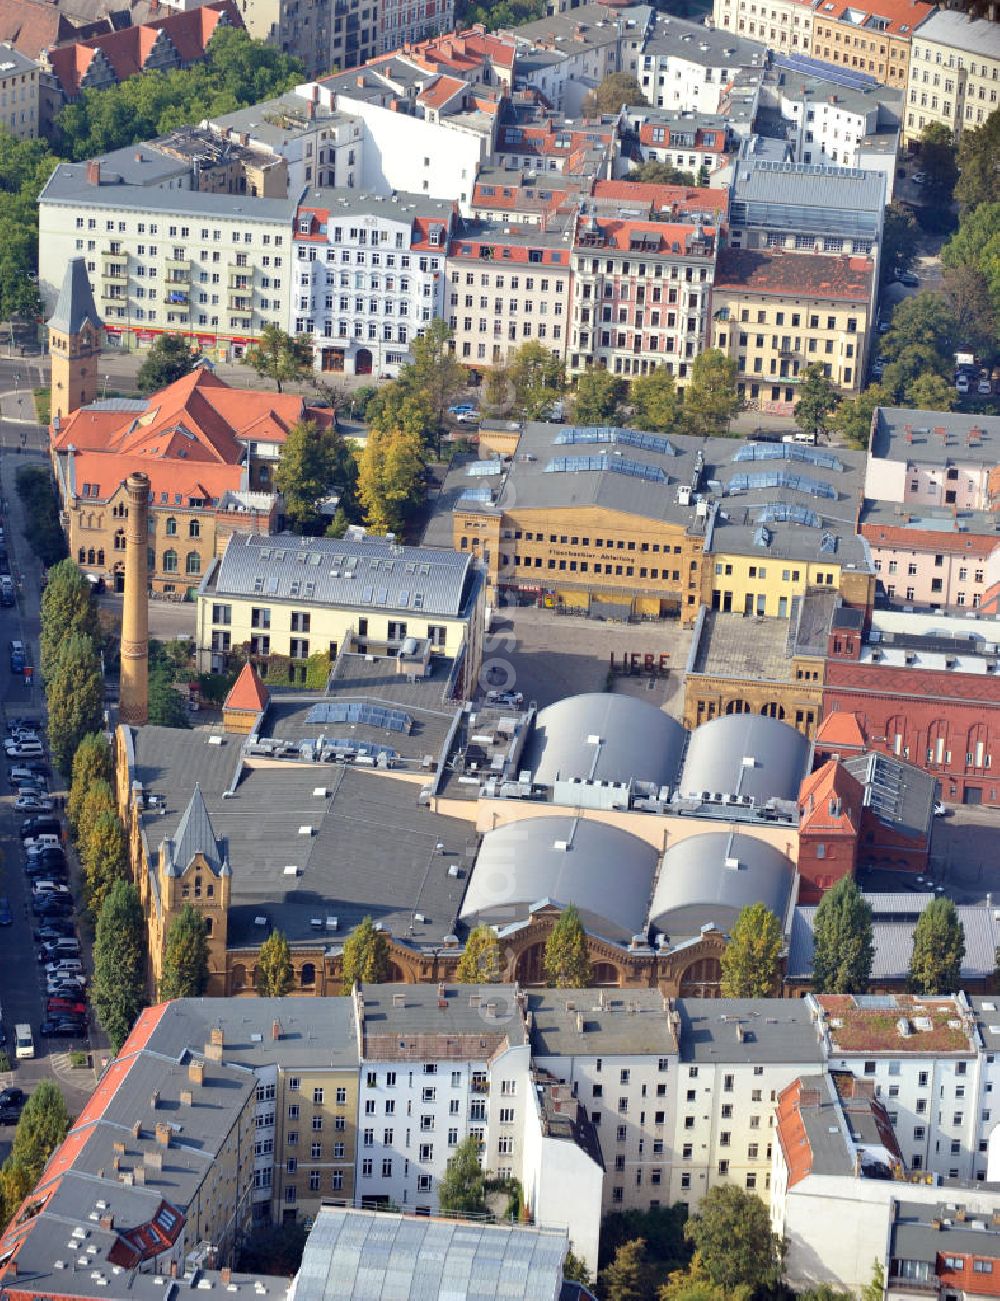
{"left": 0, "top": 426, "right": 102, "bottom": 1143}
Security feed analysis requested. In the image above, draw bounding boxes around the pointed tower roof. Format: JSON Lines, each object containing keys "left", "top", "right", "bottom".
{"left": 48, "top": 257, "right": 102, "bottom": 337}
{"left": 224, "top": 661, "right": 270, "bottom": 714}
{"left": 815, "top": 711, "right": 866, "bottom": 752}
{"left": 165, "top": 782, "right": 223, "bottom": 876}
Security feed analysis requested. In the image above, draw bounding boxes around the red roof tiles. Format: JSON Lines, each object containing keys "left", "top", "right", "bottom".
{"left": 815, "top": 710, "right": 867, "bottom": 751}
{"left": 225, "top": 661, "right": 270, "bottom": 714}
{"left": 715, "top": 249, "right": 874, "bottom": 302}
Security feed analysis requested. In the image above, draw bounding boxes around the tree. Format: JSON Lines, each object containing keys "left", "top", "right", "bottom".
{"left": 274, "top": 419, "right": 340, "bottom": 533}
{"left": 682, "top": 350, "right": 740, "bottom": 438}
{"left": 861, "top": 1260, "right": 886, "bottom": 1301}
{"left": 955, "top": 109, "right": 1000, "bottom": 211}
{"left": 880, "top": 202, "right": 920, "bottom": 285}
{"left": 68, "top": 731, "right": 113, "bottom": 834}
{"left": 683, "top": 1185, "right": 781, "bottom": 1296}
{"left": 46, "top": 631, "right": 103, "bottom": 775}
{"left": 599, "top": 1205, "right": 691, "bottom": 1277}
{"left": 562, "top": 1250, "right": 592, "bottom": 1289}
{"left": 910, "top": 896, "right": 965, "bottom": 994}
{"left": 794, "top": 364, "right": 840, "bottom": 437}
{"left": 942, "top": 261, "right": 997, "bottom": 359}
{"left": 919, "top": 121, "right": 959, "bottom": 208}
{"left": 881, "top": 343, "right": 950, "bottom": 405}
{"left": 573, "top": 368, "right": 625, "bottom": 425}
{"left": 82, "top": 809, "right": 127, "bottom": 916}
{"left": 136, "top": 333, "right": 198, "bottom": 394}
{"left": 160, "top": 903, "right": 210, "bottom": 1000}
{"left": 437, "top": 1134, "right": 486, "bottom": 1214}
{"left": 341, "top": 915, "right": 390, "bottom": 992}
{"left": 257, "top": 928, "right": 294, "bottom": 997}
{"left": 631, "top": 367, "right": 681, "bottom": 433}
{"left": 627, "top": 159, "right": 697, "bottom": 187}
{"left": 544, "top": 905, "right": 592, "bottom": 988}
{"left": 243, "top": 324, "right": 313, "bottom": 392}
{"left": 506, "top": 341, "right": 565, "bottom": 420}
{"left": 659, "top": 1265, "right": 730, "bottom": 1301}
{"left": 456, "top": 925, "right": 502, "bottom": 983}
{"left": 356, "top": 424, "right": 426, "bottom": 535}
{"left": 582, "top": 72, "right": 648, "bottom": 116}
{"left": 92, "top": 880, "right": 147, "bottom": 1054}
{"left": 880, "top": 292, "right": 960, "bottom": 365}
{"left": 797, "top": 1287, "right": 853, "bottom": 1301}
{"left": 831, "top": 385, "right": 888, "bottom": 449}
{"left": 40, "top": 558, "right": 99, "bottom": 683}
{"left": 147, "top": 666, "right": 191, "bottom": 728}
{"left": 905, "top": 372, "right": 957, "bottom": 411}
{"left": 2, "top": 1081, "right": 70, "bottom": 1217}
{"left": 76, "top": 777, "right": 116, "bottom": 856}
{"left": 719, "top": 904, "right": 783, "bottom": 997}
{"left": 406, "top": 319, "right": 467, "bottom": 432}
{"left": 811, "top": 876, "right": 874, "bottom": 994}
{"left": 941, "top": 203, "right": 1000, "bottom": 322}
{"left": 599, "top": 1239, "right": 657, "bottom": 1301}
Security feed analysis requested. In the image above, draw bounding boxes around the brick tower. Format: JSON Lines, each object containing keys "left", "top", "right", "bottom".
{"left": 47, "top": 258, "right": 102, "bottom": 423}
{"left": 119, "top": 472, "right": 150, "bottom": 725}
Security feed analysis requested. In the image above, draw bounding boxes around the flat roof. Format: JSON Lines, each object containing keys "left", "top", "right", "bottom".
{"left": 644, "top": 12, "right": 768, "bottom": 66}
{"left": 528, "top": 988, "right": 678, "bottom": 1058}
{"left": 914, "top": 8, "right": 1000, "bottom": 57}
{"left": 359, "top": 983, "right": 528, "bottom": 1059}
{"left": 690, "top": 609, "right": 800, "bottom": 680}
{"left": 715, "top": 248, "right": 873, "bottom": 302}
{"left": 677, "top": 997, "right": 824, "bottom": 1064}
{"left": 813, "top": 993, "right": 977, "bottom": 1055}
{"left": 39, "top": 162, "right": 296, "bottom": 222}
{"left": 870, "top": 406, "right": 1000, "bottom": 467}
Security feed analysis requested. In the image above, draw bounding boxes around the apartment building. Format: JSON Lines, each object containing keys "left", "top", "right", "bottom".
{"left": 196, "top": 530, "right": 485, "bottom": 677}
{"left": 772, "top": 75, "right": 902, "bottom": 181}
{"left": 502, "top": 5, "right": 628, "bottom": 116}
{"left": 808, "top": 0, "right": 934, "bottom": 90}
{"left": 637, "top": 14, "right": 769, "bottom": 114}
{"left": 866, "top": 408, "right": 1000, "bottom": 515}
{"left": 860, "top": 499, "right": 997, "bottom": 612}
{"left": 906, "top": 10, "right": 1000, "bottom": 141}
{"left": 569, "top": 213, "right": 716, "bottom": 380}
{"left": 354, "top": 985, "right": 533, "bottom": 1214}
{"left": 713, "top": 0, "right": 816, "bottom": 56}
{"left": 527, "top": 990, "right": 680, "bottom": 1216}
{"left": 291, "top": 189, "right": 453, "bottom": 376}
{"left": 625, "top": 108, "right": 734, "bottom": 177}
{"left": 38, "top": 161, "right": 294, "bottom": 359}
{"left": 711, "top": 248, "right": 873, "bottom": 403}
{"left": 0, "top": 43, "right": 39, "bottom": 139}
{"left": 446, "top": 222, "right": 573, "bottom": 368}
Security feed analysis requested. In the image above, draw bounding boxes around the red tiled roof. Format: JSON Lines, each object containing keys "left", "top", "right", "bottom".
{"left": 775, "top": 1078, "right": 814, "bottom": 1188}
{"left": 416, "top": 73, "right": 466, "bottom": 110}
{"left": 225, "top": 661, "right": 269, "bottom": 713}
{"left": 818, "top": 0, "right": 934, "bottom": 39}
{"left": 715, "top": 249, "right": 874, "bottom": 301}
{"left": 591, "top": 179, "right": 729, "bottom": 216}
{"left": 46, "top": 0, "right": 240, "bottom": 99}
{"left": 0, "top": 0, "right": 78, "bottom": 59}
{"left": 637, "top": 123, "right": 729, "bottom": 153}
{"left": 73, "top": 450, "right": 240, "bottom": 506}
{"left": 581, "top": 217, "right": 716, "bottom": 254}
{"left": 798, "top": 759, "right": 862, "bottom": 832}
{"left": 815, "top": 710, "right": 866, "bottom": 751}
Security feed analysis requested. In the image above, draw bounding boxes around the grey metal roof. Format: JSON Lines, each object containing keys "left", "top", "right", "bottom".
{"left": 208, "top": 532, "right": 475, "bottom": 619}
{"left": 47, "top": 256, "right": 102, "bottom": 337}
{"left": 678, "top": 712, "right": 811, "bottom": 804}
{"left": 294, "top": 1207, "right": 567, "bottom": 1301}
{"left": 645, "top": 13, "right": 768, "bottom": 66}
{"left": 676, "top": 996, "right": 824, "bottom": 1064}
{"left": 869, "top": 406, "right": 1000, "bottom": 468}
{"left": 461, "top": 816, "right": 659, "bottom": 943}
{"left": 144, "top": 996, "right": 360, "bottom": 1068}
{"left": 300, "top": 185, "right": 456, "bottom": 224}
{"left": 649, "top": 831, "right": 795, "bottom": 937}
{"left": 788, "top": 895, "right": 1000, "bottom": 982}
{"left": 914, "top": 8, "right": 1000, "bottom": 58}
{"left": 525, "top": 692, "right": 686, "bottom": 790}
{"left": 527, "top": 988, "right": 678, "bottom": 1057}
{"left": 732, "top": 158, "right": 886, "bottom": 215}
{"left": 39, "top": 162, "right": 296, "bottom": 222}
{"left": 359, "top": 982, "right": 528, "bottom": 1049}
{"left": 161, "top": 782, "right": 227, "bottom": 877}
{"left": 843, "top": 751, "right": 936, "bottom": 843}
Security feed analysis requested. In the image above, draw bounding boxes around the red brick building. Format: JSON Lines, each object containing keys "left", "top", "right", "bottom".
{"left": 822, "top": 618, "right": 1000, "bottom": 806}
{"left": 797, "top": 760, "right": 861, "bottom": 902}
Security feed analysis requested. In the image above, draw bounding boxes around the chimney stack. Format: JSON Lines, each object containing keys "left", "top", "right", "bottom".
{"left": 86, "top": 160, "right": 101, "bottom": 186}
{"left": 155, "top": 1122, "right": 171, "bottom": 1148}
{"left": 272, "top": 1019, "right": 282, "bottom": 1041}
{"left": 119, "top": 472, "right": 150, "bottom": 724}
{"left": 188, "top": 1059, "right": 204, "bottom": 1086}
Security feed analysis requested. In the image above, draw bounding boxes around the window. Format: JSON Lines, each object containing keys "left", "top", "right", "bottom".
{"left": 162, "top": 549, "right": 178, "bottom": 573}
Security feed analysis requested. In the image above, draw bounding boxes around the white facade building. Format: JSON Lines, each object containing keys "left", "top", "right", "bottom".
{"left": 291, "top": 189, "right": 453, "bottom": 376}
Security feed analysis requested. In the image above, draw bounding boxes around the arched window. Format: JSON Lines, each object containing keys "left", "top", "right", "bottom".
{"left": 114, "top": 529, "right": 126, "bottom": 551}
{"left": 885, "top": 714, "right": 906, "bottom": 757}
{"left": 301, "top": 962, "right": 316, "bottom": 988}
{"left": 189, "top": 519, "right": 201, "bottom": 539}
{"left": 185, "top": 551, "right": 201, "bottom": 576}
{"left": 78, "top": 547, "right": 86, "bottom": 563}
{"left": 86, "top": 548, "right": 96, "bottom": 566}
{"left": 927, "top": 719, "right": 949, "bottom": 768}
{"left": 162, "top": 549, "right": 178, "bottom": 573}
{"left": 165, "top": 517, "right": 178, "bottom": 536}
{"left": 231, "top": 963, "right": 246, "bottom": 992}
{"left": 97, "top": 549, "right": 105, "bottom": 566}
{"left": 967, "top": 723, "right": 990, "bottom": 770}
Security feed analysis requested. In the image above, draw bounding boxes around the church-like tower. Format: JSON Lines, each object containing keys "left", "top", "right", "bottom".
{"left": 48, "top": 258, "right": 103, "bottom": 423}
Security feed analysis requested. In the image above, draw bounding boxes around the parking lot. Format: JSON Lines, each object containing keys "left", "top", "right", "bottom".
{"left": 0, "top": 447, "right": 101, "bottom": 1145}
{"left": 477, "top": 604, "right": 693, "bottom": 716}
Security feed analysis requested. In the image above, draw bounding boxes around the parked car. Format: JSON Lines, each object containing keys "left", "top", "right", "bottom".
{"left": 35, "top": 922, "right": 76, "bottom": 942}
{"left": 0, "top": 1107, "right": 22, "bottom": 1125}
{"left": 21, "top": 816, "right": 60, "bottom": 839}
{"left": 897, "top": 270, "right": 919, "bottom": 288}
{"left": 47, "top": 998, "right": 87, "bottom": 1017}
{"left": 40, "top": 939, "right": 81, "bottom": 960}
{"left": 0, "top": 1088, "right": 27, "bottom": 1110}
{"left": 23, "top": 833, "right": 60, "bottom": 851}
{"left": 957, "top": 373, "right": 971, "bottom": 394}
{"left": 33, "top": 897, "right": 72, "bottom": 917}
{"left": 48, "top": 977, "right": 86, "bottom": 996}
{"left": 0, "top": 897, "right": 12, "bottom": 926}
{"left": 15, "top": 795, "right": 54, "bottom": 812}
{"left": 455, "top": 410, "right": 481, "bottom": 425}
{"left": 40, "top": 1019, "right": 86, "bottom": 1039}
{"left": 979, "top": 375, "right": 993, "bottom": 395}
{"left": 448, "top": 403, "right": 476, "bottom": 416}
{"left": 6, "top": 742, "right": 43, "bottom": 759}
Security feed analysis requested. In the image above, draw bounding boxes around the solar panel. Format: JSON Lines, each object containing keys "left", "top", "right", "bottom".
{"left": 544, "top": 455, "right": 666, "bottom": 483}
{"left": 725, "top": 469, "right": 835, "bottom": 499}
{"left": 774, "top": 51, "right": 879, "bottom": 90}
{"left": 306, "top": 702, "right": 413, "bottom": 733}
{"left": 554, "top": 426, "right": 676, "bottom": 455}
{"left": 733, "top": 442, "right": 842, "bottom": 472}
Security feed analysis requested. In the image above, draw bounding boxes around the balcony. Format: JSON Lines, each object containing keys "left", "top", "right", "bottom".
{"left": 229, "top": 272, "right": 252, "bottom": 290}
{"left": 228, "top": 291, "right": 253, "bottom": 311}
{"left": 100, "top": 289, "right": 128, "bottom": 303}
{"left": 103, "top": 266, "right": 128, "bottom": 283}
{"left": 164, "top": 255, "right": 189, "bottom": 272}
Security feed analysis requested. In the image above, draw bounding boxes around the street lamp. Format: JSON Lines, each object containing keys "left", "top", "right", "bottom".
{"left": 102, "top": 375, "right": 110, "bottom": 400}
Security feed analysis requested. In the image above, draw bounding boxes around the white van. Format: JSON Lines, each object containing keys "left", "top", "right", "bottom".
{"left": 14, "top": 1024, "right": 34, "bottom": 1059}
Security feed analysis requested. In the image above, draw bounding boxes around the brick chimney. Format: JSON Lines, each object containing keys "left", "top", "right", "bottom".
{"left": 86, "top": 160, "right": 101, "bottom": 186}
{"left": 272, "top": 1019, "right": 282, "bottom": 1041}
{"left": 155, "top": 1122, "right": 171, "bottom": 1148}
{"left": 188, "top": 1059, "right": 204, "bottom": 1086}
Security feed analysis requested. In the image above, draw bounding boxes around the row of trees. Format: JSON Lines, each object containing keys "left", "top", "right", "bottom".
{"left": 0, "top": 1082, "right": 70, "bottom": 1225}
{"left": 40, "top": 560, "right": 104, "bottom": 774}
{"left": 719, "top": 881, "right": 966, "bottom": 997}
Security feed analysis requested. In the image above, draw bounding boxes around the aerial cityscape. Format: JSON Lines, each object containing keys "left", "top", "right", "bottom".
{"left": 0, "top": 0, "right": 996, "bottom": 1292}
